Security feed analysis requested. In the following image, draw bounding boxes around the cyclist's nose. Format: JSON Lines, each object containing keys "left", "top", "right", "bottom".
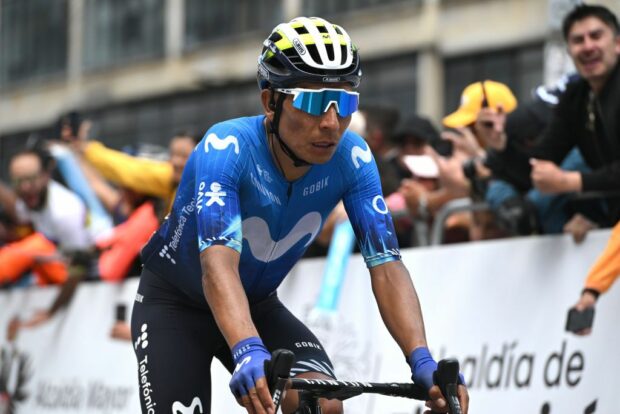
{"left": 320, "top": 105, "right": 340, "bottom": 130}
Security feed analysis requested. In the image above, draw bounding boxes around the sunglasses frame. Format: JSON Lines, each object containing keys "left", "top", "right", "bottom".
{"left": 275, "top": 87, "right": 360, "bottom": 117}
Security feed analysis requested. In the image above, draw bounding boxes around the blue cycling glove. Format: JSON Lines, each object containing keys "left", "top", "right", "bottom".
{"left": 409, "top": 347, "right": 466, "bottom": 393}
{"left": 229, "top": 336, "right": 271, "bottom": 398}
{"left": 408, "top": 347, "right": 438, "bottom": 392}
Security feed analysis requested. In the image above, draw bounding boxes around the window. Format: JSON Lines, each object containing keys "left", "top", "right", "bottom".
{"left": 83, "top": 0, "right": 164, "bottom": 70}
{"left": 359, "top": 54, "right": 417, "bottom": 115}
{"left": 443, "top": 44, "right": 544, "bottom": 115}
{"left": 184, "top": 0, "right": 282, "bottom": 49}
{"left": 87, "top": 82, "right": 263, "bottom": 149}
{"left": 301, "top": 0, "right": 414, "bottom": 17}
{"left": 0, "top": 0, "right": 68, "bottom": 87}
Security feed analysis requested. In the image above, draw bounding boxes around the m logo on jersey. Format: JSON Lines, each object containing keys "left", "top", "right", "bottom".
{"left": 351, "top": 143, "right": 372, "bottom": 169}
{"left": 242, "top": 212, "right": 321, "bottom": 262}
{"left": 204, "top": 133, "right": 240, "bottom": 154}
{"left": 172, "top": 397, "right": 204, "bottom": 414}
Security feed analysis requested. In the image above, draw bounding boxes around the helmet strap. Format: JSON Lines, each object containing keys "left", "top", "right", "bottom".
{"left": 269, "top": 89, "right": 312, "bottom": 168}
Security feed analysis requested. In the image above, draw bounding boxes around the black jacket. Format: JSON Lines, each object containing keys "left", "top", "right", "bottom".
{"left": 488, "top": 60, "right": 620, "bottom": 221}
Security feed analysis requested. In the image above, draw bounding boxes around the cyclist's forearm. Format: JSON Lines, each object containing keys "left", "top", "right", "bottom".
{"left": 200, "top": 247, "right": 259, "bottom": 347}
{"left": 370, "top": 260, "right": 428, "bottom": 355}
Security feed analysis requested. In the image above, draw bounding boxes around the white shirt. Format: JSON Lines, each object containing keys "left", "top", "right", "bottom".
{"left": 16, "top": 180, "right": 92, "bottom": 250}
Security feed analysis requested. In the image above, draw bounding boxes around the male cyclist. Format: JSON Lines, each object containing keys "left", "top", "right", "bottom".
{"left": 131, "top": 17, "right": 469, "bottom": 414}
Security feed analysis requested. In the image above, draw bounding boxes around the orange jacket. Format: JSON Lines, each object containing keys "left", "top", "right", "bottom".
{"left": 0, "top": 233, "right": 67, "bottom": 286}
{"left": 584, "top": 221, "right": 620, "bottom": 294}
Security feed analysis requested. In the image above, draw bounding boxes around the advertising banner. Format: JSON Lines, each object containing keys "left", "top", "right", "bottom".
{"left": 1, "top": 230, "right": 618, "bottom": 413}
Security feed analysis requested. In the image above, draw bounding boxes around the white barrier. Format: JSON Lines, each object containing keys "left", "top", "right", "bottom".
{"left": 1, "top": 230, "right": 618, "bottom": 413}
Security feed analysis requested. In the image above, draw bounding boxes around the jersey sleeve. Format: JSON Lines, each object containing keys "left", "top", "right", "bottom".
{"left": 584, "top": 221, "right": 620, "bottom": 294}
{"left": 340, "top": 134, "right": 401, "bottom": 268}
{"left": 194, "top": 122, "right": 248, "bottom": 254}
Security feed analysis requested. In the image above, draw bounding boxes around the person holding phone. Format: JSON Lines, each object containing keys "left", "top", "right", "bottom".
{"left": 568, "top": 219, "right": 620, "bottom": 335}
{"left": 438, "top": 80, "right": 520, "bottom": 240}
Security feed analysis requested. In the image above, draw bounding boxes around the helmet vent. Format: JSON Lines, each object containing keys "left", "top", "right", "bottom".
{"left": 269, "top": 32, "right": 282, "bottom": 43}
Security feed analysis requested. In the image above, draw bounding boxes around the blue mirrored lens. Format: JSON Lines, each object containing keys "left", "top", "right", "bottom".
{"left": 291, "top": 90, "right": 359, "bottom": 117}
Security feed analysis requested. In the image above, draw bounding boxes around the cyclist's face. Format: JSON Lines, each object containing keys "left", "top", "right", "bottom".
{"left": 274, "top": 83, "right": 353, "bottom": 165}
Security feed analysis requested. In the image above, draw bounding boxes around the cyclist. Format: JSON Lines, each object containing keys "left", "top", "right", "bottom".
{"left": 131, "top": 16, "right": 469, "bottom": 414}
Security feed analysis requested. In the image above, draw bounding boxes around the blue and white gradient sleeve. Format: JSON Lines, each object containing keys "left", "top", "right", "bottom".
{"left": 194, "top": 122, "right": 248, "bottom": 253}
{"left": 341, "top": 135, "right": 401, "bottom": 268}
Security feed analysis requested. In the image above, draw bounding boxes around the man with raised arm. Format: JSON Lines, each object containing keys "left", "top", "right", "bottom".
{"left": 131, "top": 17, "right": 468, "bottom": 414}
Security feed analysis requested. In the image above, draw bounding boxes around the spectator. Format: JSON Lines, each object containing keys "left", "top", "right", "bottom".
{"left": 72, "top": 125, "right": 197, "bottom": 212}
{"left": 569, "top": 219, "right": 620, "bottom": 335}
{"left": 440, "top": 80, "right": 519, "bottom": 240}
{"left": 481, "top": 4, "right": 620, "bottom": 238}
{"left": 0, "top": 149, "right": 92, "bottom": 287}
{"left": 478, "top": 74, "right": 602, "bottom": 236}
{"left": 390, "top": 114, "right": 471, "bottom": 245}
{"left": 356, "top": 106, "right": 402, "bottom": 196}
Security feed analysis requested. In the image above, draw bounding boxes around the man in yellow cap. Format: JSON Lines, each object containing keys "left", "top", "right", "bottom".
{"left": 435, "top": 80, "right": 519, "bottom": 240}
{"left": 443, "top": 80, "right": 518, "bottom": 129}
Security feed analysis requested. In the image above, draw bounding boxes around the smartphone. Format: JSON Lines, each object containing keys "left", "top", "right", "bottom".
{"left": 565, "top": 307, "right": 594, "bottom": 333}
{"left": 115, "top": 304, "right": 127, "bottom": 322}
{"left": 434, "top": 128, "right": 463, "bottom": 157}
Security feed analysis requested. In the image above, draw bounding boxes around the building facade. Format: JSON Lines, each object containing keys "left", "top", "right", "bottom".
{"left": 1, "top": 0, "right": 618, "bottom": 172}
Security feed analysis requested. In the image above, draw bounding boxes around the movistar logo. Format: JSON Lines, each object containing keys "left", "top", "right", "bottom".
{"left": 242, "top": 212, "right": 322, "bottom": 262}
{"left": 172, "top": 397, "right": 204, "bottom": 414}
{"left": 351, "top": 143, "right": 372, "bottom": 169}
{"left": 204, "top": 133, "right": 239, "bottom": 154}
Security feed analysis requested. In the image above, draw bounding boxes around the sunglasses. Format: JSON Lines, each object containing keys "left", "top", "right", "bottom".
{"left": 11, "top": 173, "right": 42, "bottom": 188}
{"left": 276, "top": 88, "right": 360, "bottom": 117}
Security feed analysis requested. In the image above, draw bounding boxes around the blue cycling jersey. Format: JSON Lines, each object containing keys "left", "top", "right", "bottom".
{"left": 141, "top": 115, "right": 400, "bottom": 305}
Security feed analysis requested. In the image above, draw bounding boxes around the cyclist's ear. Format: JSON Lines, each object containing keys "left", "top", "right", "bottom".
{"left": 260, "top": 89, "right": 276, "bottom": 120}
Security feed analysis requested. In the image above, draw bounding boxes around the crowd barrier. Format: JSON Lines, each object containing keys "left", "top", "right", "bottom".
{"left": 0, "top": 229, "right": 617, "bottom": 413}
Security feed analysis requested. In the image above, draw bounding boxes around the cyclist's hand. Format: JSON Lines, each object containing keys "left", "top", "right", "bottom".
{"left": 425, "top": 384, "right": 469, "bottom": 414}
{"left": 410, "top": 347, "right": 469, "bottom": 413}
{"left": 229, "top": 337, "right": 275, "bottom": 414}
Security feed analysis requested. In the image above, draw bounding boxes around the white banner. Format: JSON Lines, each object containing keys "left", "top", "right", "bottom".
{"left": 1, "top": 230, "right": 618, "bottom": 413}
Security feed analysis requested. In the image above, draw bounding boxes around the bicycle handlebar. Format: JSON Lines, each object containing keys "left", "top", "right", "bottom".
{"left": 265, "top": 349, "right": 463, "bottom": 414}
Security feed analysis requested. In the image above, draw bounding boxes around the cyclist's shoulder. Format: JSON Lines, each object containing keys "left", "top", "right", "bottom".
{"left": 201, "top": 115, "right": 265, "bottom": 148}
{"left": 333, "top": 129, "right": 374, "bottom": 172}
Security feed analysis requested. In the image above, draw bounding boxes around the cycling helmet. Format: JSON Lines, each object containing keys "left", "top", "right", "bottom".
{"left": 257, "top": 17, "right": 362, "bottom": 89}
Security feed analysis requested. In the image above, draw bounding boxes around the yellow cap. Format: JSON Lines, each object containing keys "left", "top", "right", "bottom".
{"left": 442, "top": 80, "right": 518, "bottom": 128}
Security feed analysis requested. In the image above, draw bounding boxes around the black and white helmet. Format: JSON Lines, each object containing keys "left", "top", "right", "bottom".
{"left": 257, "top": 17, "right": 362, "bottom": 89}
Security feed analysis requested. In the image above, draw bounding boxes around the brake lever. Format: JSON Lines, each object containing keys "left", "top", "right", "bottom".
{"left": 432, "top": 359, "right": 462, "bottom": 414}
{"left": 265, "top": 349, "right": 295, "bottom": 411}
